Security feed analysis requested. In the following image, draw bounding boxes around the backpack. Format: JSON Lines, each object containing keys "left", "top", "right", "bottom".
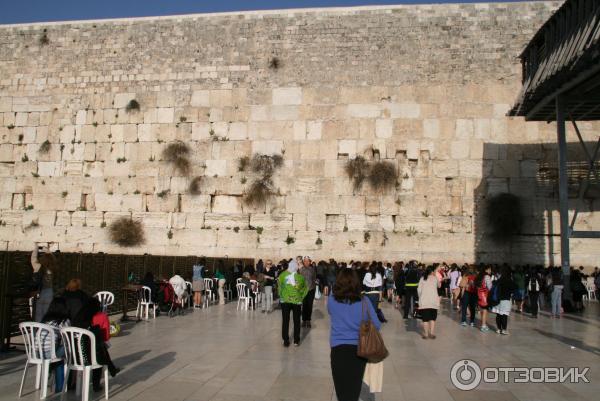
{"left": 487, "top": 281, "right": 500, "bottom": 307}
{"left": 477, "top": 277, "right": 489, "bottom": 307}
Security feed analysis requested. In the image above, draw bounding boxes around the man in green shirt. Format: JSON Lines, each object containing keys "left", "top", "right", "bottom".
{"left": 278, "top": 260, "right": 308, "bottom": 347}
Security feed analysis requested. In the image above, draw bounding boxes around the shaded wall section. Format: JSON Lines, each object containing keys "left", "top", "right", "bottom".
{"left": 475, "top": 141, "right": 600, "bottom": 266}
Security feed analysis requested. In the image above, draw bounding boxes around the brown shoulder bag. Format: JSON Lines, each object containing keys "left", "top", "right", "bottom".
{"left": 357, "top": 297, "right": 389, "bottom": 363}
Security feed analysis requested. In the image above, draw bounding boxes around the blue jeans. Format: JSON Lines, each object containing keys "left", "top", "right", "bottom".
{"left": 54, "top": 347, "right": 65, "bottom": 392}
{"left": 551, "top": 285, "right": 563, "bottom": 316}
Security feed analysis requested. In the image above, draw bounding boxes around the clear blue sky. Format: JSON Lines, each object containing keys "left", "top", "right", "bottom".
{"left": 1, "top": 0, "right": 530, "bottom": 24}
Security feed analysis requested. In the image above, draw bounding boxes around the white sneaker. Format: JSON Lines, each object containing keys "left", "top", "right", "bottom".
{"left": 496, "top": 329, "right": 502, "bottom": 334}
{"left": 501, "top": 331, "right": 509, "bottom": 335}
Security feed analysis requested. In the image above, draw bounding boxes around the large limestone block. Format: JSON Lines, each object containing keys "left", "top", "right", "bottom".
{"left": 338, "top": 196, "right": 365, "bottom": 214}
{"left": 306, "top": 121, "right": 322, "bottom": 140}
{"left": 285, "top": 195, "right": 308, "bottom": 214}
{"left": 388, "top": 103, "right": 421, "bottom": 119}
{"left": 191, "top": 90, "right": 210, "bottom": 107}
{"left": 307, "top": 213, "right": 326, "bottom": 231}
{"left": 217, "top": 229, "right": 258, "bottom": 249}
{"left": 346, "top": 104, "right": 381, "bottom": 119}
{"left": 212, "top": 196, "right": 243, "bottom": 214}
{"left": 272, "top": 87, "right": 302, "bottom": 105}
{"left": 394, "top": 216, "right": 433, "bottom": 234}
{"left": 346, "top": 214, "right": 367, "bottom": 231}
{"left": 113, "top": 93, "right": 136, "bottom": 109}
{"left": 375, "top": 119, "right": 393, "bottom": 139}
{"left": 31, "top": 193, "right": 65, "bottom": 211}
{"left": 250, "top": 214, "right": 293, "bottom": 230}
{"left": 338, "top": 140, "right": 357, "bottom": 158}
{"left": 204, "top": 160, "right": 227, "bottom": 177}
{"left": 157, "top": 108, "right": 174, "bottom": 124}
{"left": 326, "top": 214, "right": 346, "bottom": 231}
{"left": 251, "top": 140, "right": 283, "bottom": 155}
{"left": 145, "top": 194, "right": 179, "bottom": 212}
{"left": 204, "top": 213, "right": 249, "bottom": 229}
{"left": 256, "top": 229, "right": 289, "bottom": 249}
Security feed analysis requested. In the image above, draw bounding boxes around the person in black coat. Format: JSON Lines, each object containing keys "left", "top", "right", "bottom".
{"left": 63, "top": 278, "right": 90, "bottom": 322}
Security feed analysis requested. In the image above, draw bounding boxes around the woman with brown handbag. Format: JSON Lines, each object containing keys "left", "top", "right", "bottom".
{"left": 328, "top": 269, "right": 382, "bottom": 401}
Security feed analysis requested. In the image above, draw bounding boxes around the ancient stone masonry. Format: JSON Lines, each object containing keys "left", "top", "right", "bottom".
{"left": 1, "top": 1, "right": 598, "bottom": 265}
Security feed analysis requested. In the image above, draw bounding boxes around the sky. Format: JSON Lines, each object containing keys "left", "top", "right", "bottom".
{"left": 0, "top": 0, "right": 531, "bottom": 25}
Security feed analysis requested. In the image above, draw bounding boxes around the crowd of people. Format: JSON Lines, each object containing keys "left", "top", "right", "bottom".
{"left": 28, "top": 241, "right": 600, "bottom": 401}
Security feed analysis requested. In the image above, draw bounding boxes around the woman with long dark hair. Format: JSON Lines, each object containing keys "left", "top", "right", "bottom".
{"left": 363, "top": 263, "right": 387, "bottom": 323}
{"left": 417, "top": 266, "right": 440, "bottom": 339}
{"left": 328, "top": 269, "right": 381, "bottom": 401}
{"left": 491, "top": 266, "right": 516, "bottom": 334}
{"left": 41, "top": 297, "right": 70, "bottom": 392}
{"left": 31, "top": 243, "right": 58, "bottom": 322}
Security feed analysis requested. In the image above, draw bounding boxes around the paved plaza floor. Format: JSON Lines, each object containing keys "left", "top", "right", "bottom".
{"left": 1, "top": 297, "right": 599, "bottom": 401}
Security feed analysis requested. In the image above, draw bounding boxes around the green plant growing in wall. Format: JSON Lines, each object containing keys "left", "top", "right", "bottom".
{"left": 348, "top": 240, "right": 357, "bottom": 248}
{"left": 157, "top": 190, "right": 169, "bottom": 198}
{"left": 109, "top": 217, "right": 145, "bottom": 247}
{"left": 7, "top": 124, "right": 15, "bottom": 130}
{"left": 244, "top": 177, "right": 274, "bottom": 207}
{"left": 364, "top": 231, "right": 370, "bottom": 243}
{"left": 38, "top": 140, "right": 51, "bottom": 154}
{"left": 100, "top": 221, "right": 107, "bottom": 228}
{"left": 242, "top": 153, "right": 284, "bottom": 207}
{"left": 269, "top": 57, "right": 281, "bottom": 70}
{"left": 39, "top": 34, "right": 49, "bottom": 46}
{"left": 233, "top": 227, "right": 240, "bottom": 233}
{"left": 189, "top": 176, "right": 203, "bottom": 195}
{"left": 316, "top": 237, "right": 323, "bottom": 246}
{"left": 345, "top": 156, "right": 369, "bottom": 192}
{"left": 238, "top": 156, "right": 249, "bottom": 172}
{"left": 381, "top": 232, "right": 389, "bottom": 247}
{"left": 405, "top": 226, "right": 417, "bottom": 237}
{"left": 285, "top": 234, "right": 295, "bottom": 245}
{"left": 61, "top": 191, "right": 68, "bottom": 198}
{"left": 21, "top": 154, "right": 29, "bottom": 162}
{"left": 368, "top": 161, "right": 398, "bottom": 192}
{"left": 125, "top": 99, "right": 140, "bottom": 113}
{"left": 162, "top": 141, "right": 191, "bottom": 175}
{"left": 167, "top": 230, "right": 173, "bottom": 239}
{"left": 31, "top": 172, "right": 39, "bottom": 178}
{"left": 255, "top": 226, "right": 264, "bottom": 235}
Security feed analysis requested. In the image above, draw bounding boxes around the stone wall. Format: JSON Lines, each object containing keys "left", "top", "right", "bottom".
{"left": 1, "top": 1, "right": 598, "bottom": 265}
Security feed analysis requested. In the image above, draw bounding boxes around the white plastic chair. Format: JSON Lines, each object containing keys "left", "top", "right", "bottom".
{"left": 19, "top": 322, "right": 65, "bottom": 399}
{"left": 60, "top": 327, "right": 109, "bottom": 401}
{"left": 236, "top": 278, "right": 243, "bottom": 284}
{"left": 204, "top": 278, "right": 214, "bottom": 304}
{"left": 236, "top": 283, "right": 252, "bottom": 310}
{"left": 224, "top": 283, "right": 233, "bottom": 301}
{"left": 136, "top": 286, "right": 156, "bottom": 320}
{"left": 94, "top": 292, "right": 115, "bottom": 313}
{"left": 185, "top": 281, "right": 194, "bottom": 308}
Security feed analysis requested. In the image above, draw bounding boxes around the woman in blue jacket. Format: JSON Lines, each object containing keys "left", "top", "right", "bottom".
{"left": 328, "top": 269, "right": 381, "bottom": 401}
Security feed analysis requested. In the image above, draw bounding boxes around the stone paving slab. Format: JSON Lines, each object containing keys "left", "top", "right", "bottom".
{"left": 1, "top": 298, "right": 599, "bottom": 401}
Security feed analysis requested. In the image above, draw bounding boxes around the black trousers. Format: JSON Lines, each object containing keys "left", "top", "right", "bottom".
{"left": 529, "top": 291, "right": 539, "bottom": 316}
{"left": 403, "top": 287, "right": 418, "bottom": 318}
{"left": 302, "top": 289, "right": 316, "bottom": 322}
{"left": 281, "top": 303, "right": 301, "bottom": 343}
{"left": 495, "top": 314, "right": 508, "bottom": 331}
{"left": 331, "top": 345, "right": 366, "bottom": 401}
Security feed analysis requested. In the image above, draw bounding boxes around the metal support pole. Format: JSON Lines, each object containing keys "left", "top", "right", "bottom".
{"left": 556, "top": 96, "right": 571, "bottom": 301}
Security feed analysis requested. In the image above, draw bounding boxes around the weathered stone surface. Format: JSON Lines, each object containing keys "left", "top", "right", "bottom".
{"left": 2, "top": 1, "right": 596, "bottom": 266}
